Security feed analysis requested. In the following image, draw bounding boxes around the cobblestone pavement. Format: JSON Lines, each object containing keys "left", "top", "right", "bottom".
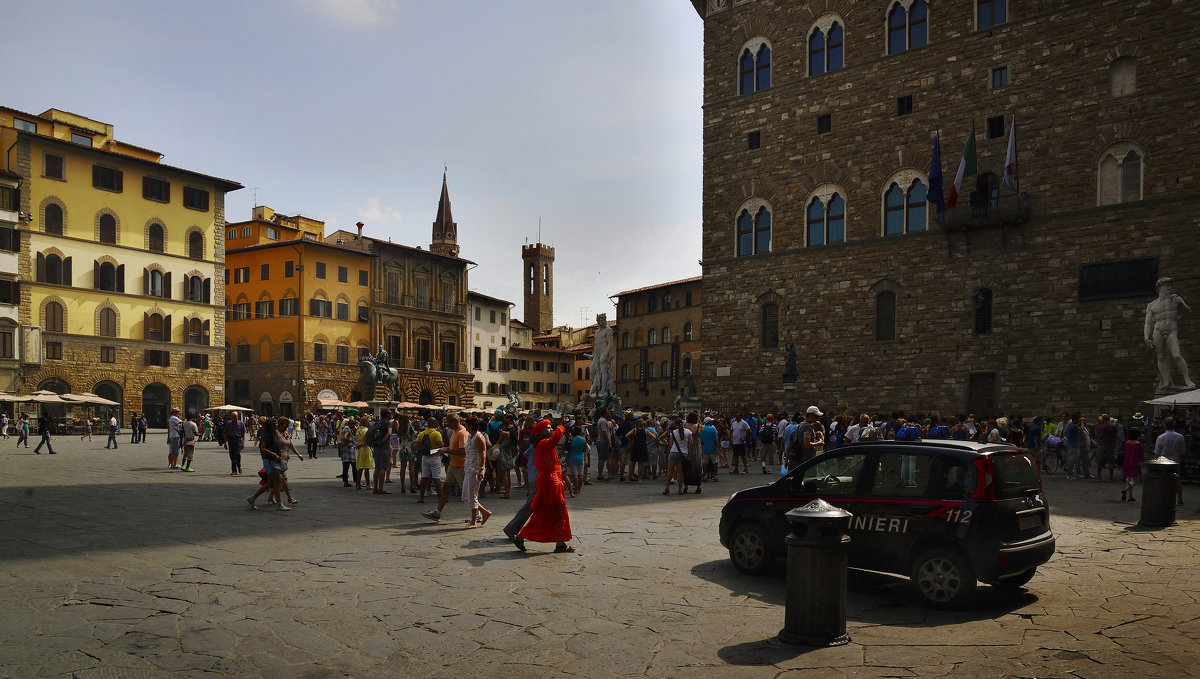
{"left": 1, "top": 437, "right": 1197, "bottom": 678}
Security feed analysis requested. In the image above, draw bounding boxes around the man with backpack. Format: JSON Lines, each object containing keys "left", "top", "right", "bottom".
{"left": 415, "top": 418, "right": 444, "bottom": 503}
{"left": 368, "top": 410, "right": 393, "bottom": 495}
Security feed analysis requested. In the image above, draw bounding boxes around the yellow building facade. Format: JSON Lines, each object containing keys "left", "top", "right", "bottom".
{"left": 0, "top": 107, "right": 240, "bottom": 425}
{"left": 224, "top": 207, "right": 374, "bottom": 415}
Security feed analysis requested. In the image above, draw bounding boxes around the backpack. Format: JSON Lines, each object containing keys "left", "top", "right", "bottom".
{"left": 366, "top": 420, "right": 389, "bottom": 448}
{"left": 760, "top": 423, "right": 775, "bottom": 443}
{"left": 416, "top": 430, "right": 433, "bottom": 455}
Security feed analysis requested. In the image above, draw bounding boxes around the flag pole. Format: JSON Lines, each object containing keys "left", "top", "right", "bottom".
{"left": 1012, "top": 112, "right": 1020, "bottom": 195}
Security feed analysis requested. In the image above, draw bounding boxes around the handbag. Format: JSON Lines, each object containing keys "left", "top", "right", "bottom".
{"left": 486, "top": 443, "right": 502, "bottom": 462}
{"left": 271, "top": 459, "right": 288, "bottom": 473}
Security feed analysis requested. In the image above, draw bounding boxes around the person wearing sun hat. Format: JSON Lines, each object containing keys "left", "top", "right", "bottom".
{"left": 504, "top": 418, "right": 551, "bottom": 551}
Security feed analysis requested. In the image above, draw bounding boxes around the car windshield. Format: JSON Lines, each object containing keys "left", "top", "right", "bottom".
{"left": 991, "top": 451, "right": 1040, "bottom": 498}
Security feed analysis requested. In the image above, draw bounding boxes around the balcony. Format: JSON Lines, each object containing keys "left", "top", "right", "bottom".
{"left": 397, "top": 294, "right": 465, "bottom": 316}
{"left": 939, "top": 191, "right": 1033, "bottom": 232}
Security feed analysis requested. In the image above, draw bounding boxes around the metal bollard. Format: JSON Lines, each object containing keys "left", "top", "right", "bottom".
{"left": 777, "top": 499, "right": 852, "bottom": 646}
{"left": 1139, "top": 456, "right": 1180, "bottom": 528}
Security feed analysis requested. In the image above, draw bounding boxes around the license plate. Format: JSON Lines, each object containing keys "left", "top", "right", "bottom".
{"left": 1019, "top": 513, "right": 1042, "bottom": 531}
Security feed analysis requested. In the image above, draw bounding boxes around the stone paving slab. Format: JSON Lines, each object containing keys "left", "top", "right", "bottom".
{"left": 0, "top": 438, "right": 1197, "bottom": 677}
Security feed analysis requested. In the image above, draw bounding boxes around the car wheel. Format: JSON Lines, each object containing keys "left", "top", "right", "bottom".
{"left": 729, "top": 523, "right": 774, "bottom": 575}
{"left": 911, "top": 548, "right": 976, "bottom": 607}
{"left": 993, "top": 568, "right": 1036, "bottom": 590}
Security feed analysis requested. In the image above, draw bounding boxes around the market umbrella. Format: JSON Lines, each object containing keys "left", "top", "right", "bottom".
{"left": 1145, "top": 387, "right": 1200, "bottom": 406}
{"left": 206, "top": 404, "right": 253, "bottom": 412}
{"left": 0, "top": 393, "right": 29, "bottom": 402}
{"left": 27, "top": 393, "right": 69, "bottom": 404}
{"left": 61, "top": 392, "right": 120, "bottom": 407}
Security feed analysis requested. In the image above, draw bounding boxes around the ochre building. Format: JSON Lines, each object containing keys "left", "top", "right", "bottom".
{"left": 613, "top": 276, "right": 702, "bottom": 411}
{"left": 0, "top": 107, "right": 240, "bottom": 425}
{"left": 689, "top": 0, "right": 1199, "bottom": 416}
{"left": 224, "top": 206, "right": 373, "bottom": 415}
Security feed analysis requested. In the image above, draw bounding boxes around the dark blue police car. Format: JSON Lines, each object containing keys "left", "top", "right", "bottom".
{"left": 719, "top": 439, "right": 1056, "bottom": 606}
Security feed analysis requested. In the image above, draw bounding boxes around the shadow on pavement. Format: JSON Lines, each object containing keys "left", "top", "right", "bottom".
{"left": 691, "top": 558, "right": 1040, "bottom": 628}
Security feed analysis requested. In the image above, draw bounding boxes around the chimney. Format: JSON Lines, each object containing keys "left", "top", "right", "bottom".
{"left": 356, "top": 221, "right": 364, "bottom": 241}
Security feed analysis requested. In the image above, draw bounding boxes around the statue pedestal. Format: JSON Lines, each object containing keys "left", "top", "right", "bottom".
{"left": 680, "top": 396, "right": 703, "bottom": 413}
{"left": 783, "top": 383, "right": 797, "bottom": 416}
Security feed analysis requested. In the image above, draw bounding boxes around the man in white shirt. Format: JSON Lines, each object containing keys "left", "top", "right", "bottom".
{"left": 167, "top": 407, "right": 183, "bottom": 469}
{"left": 106, "top": 414, "right": 119, "bottom": 449}
{"left": 730, "top": 414, "right": 750, "bottom": 475}
{"left": 1153, "top": 417, "right": 1186, "bottom": 506}
{"left": 845, "top": 413, "right": 869, "bottom": 444}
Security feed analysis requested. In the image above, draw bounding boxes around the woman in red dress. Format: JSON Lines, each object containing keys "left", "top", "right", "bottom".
{"left": 519, "top": 421, "right": 574, "bottom": 553}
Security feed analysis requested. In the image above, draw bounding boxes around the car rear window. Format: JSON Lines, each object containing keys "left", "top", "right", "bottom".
{"left": 990, "top": 451, "right": 1040, "bottom": 498}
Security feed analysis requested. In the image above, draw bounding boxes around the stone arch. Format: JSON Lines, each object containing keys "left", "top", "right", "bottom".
{"left": 234, "top": 293, "right": 250, "bottom": 305}
{"left": 39, "top": 196, "right": 68, "bottom": 235}
{"left": 94, "top": 300, "right": 120, "bottom": 336}
{"left": 40, "top": 294, "right": 68, "bottom": 332}
{"left": 869, "top": 277, "right": 904, "bottom": 297}
{"left": 256, "top": 289, "right": 273, "bottom": 302}
{"left": 145, "top": 262, "right": 166, "bottom": 275}
{"left": 311, "top": 288, "right": 329, "bottom": 300}
{"left": 184, "top": 226, "right": 205, "bottom": 260}
{"left": 144, "top": 218, "right": 168, "bottom": 252}
{"left": 96, "top": 254, "right": 120, "bottom": 267}
{"left": 94, "top": 207, "right": 120, "bottom": 244}
{"left": 281, "top": 287, "right": 298, "bottom": 299}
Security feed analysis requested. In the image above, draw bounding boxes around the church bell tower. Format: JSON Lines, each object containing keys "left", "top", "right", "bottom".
{"left": 430, "top": 171, "right": 459, "bottom": 257}
{"left": 522, "top": 242, "right": 554, "bottom": 333}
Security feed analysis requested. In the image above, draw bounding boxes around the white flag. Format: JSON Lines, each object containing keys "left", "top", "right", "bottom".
{"left": 1002, "top": 114, "right": 1018, "bottom": 190}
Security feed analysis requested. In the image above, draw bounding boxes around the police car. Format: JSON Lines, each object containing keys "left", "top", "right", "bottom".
{"left": 718, "top": 438, "right": 1055, "bottom": 606}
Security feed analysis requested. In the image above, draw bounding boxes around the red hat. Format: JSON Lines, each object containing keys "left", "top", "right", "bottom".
{"left": 532, "top": 419, "right": 552, "bottom": 437}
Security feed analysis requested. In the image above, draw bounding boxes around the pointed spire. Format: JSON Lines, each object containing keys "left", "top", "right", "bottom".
{"left": 430, "top": 169, "right": 459, "bottom": 257}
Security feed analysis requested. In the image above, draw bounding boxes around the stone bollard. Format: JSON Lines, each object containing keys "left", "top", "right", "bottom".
{"left": 777, "top": 499, "right": 852, "bottom": 646}
{"left": 1139, "top": 456, "right": 1180, "bottom": 528}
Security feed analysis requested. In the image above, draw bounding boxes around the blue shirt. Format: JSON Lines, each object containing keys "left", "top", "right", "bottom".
{"left": 700, "top": 425, "right": 718, "bottom": 453}
{"left": 1065, "top": 422, "right": 1080, "bottom": 448}
{"left": 568, "top": 436, "right": 586, "bottom": 462}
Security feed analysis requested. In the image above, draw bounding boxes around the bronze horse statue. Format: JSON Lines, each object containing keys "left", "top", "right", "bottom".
{"left": 358, "top": 358, "right": 399, "bottom": 399}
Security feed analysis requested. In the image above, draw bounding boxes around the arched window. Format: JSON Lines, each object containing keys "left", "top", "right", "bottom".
{"left": 755, "top": 44, "right": 771, "bottom": 90}
{"left": 647, "top": 328, "right": 657, "bottom": 345}
{"left": 148, "top": 223, "right": 165, "bottom": 253}
{"left": 683, "top": 322, "right": 693, "bottom": 341}
{"left": 736, "top": 206, "right": 772, "bottom": 256}
{"left": 1111, "top": 56, "right": 1136, "bottom": 97}
{"left": 875, "top": 291, "right": 896, "bottom": 340}
{"left": 739, "top": 41, "right": 772, "bottom": 95}
{"left": 646, "top": 362, "right": 656, "bottom": 379}
{"left": 45, "top": 254, "right": 65, "bottom": 284}
{"left": 148, "top": 270, "right": 164, "bottom": 298}
{"left": 647, "top": 295, "right": 657, "bottom": 313}
{"left": 99, "top": 307, "right": 117, "bottom": 337}
{"left": 147, "top": 313, "right": 165, "bottom": 341}
{"left": 187, "top": 276, "right": 205, "bottom": 302}
{"left": 974, "top": 288, "right": 993, "bottom": 334}
{"left": 621, "top": 364, "right": 629, "bottom": 380}
{"left": 807, "top": 194, "right": 845, "bottom": 246}
{"left": 585, "top": 366, "right": 590, "bottom": 380}
{"left": 662, "top": 326, "right": 671, "bottom": 343}
{"left": 45, "top": 301, "right": 64, "bottom": 332}
{"left": 97, "top": 262, "right": 117, "bottom": 291}
{"left": 683, "top": 357, "right": 692, "bottom": 375}
{"left": 187, "top": 318, "right": 203, "bottom": 344}
{"left": 739, "top": 49, "right": 755, "bottom": 95}
{"left": 99, "top": 214, "right": 116, "bottom": 244}
{"left": 577, "top": 368, "right": 582, "bottom": 380}
{"left": 883, "top": 179, "right": 928, "bottom": 235}
{"left": 809, "top": 21, "right": 844, "bottom": 75}
{"left": 45, "top": 204, "right": 63, "bottom": 236}
{"left": 621, "top": 332, "right": 630, "bottom": 348}
{"left": 188, "top": 231, "right": 203, "bottom": 259}
{"left": 1098, "top": 145, "right": 1142, "bottom": 205}
{"left": 761, "top": 302, "right": 779, "bottom": 348}
{"left": 888, "top": 1, "right": 928, "bottom": 54}
{"left": 660, "top": 360, "right": 669, "bottom": 378}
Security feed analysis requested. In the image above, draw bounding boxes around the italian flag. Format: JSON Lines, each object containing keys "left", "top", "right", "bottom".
{"left": 946, "top": 129, "right": 977, "bottom": 208}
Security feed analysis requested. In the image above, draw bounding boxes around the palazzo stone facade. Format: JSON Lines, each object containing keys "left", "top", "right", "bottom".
{"left": 690, "top": 0, "right": 1200, "bottom": 417}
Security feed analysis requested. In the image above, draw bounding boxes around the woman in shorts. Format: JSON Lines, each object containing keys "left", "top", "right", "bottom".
{"left": 566, "top": 425, "right": 586, "bottom": 497}
{"left": 354, "top": 416, "right": 372, "bottom": 489}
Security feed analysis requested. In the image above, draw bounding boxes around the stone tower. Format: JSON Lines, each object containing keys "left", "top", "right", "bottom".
{"left": 522, "top": 242, "right": 554, "bottom": 333}
{"left": 430, "top": 171, "right": 459, "bottom": 257}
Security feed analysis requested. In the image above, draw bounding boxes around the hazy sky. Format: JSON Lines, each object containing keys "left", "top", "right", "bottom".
{"left": 5, "top": 0, "right": 703, "bottom": 328}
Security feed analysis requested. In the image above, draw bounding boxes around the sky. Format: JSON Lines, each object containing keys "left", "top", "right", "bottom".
{"left": 4, "top": 0, "right": 704, "bottom": 329}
